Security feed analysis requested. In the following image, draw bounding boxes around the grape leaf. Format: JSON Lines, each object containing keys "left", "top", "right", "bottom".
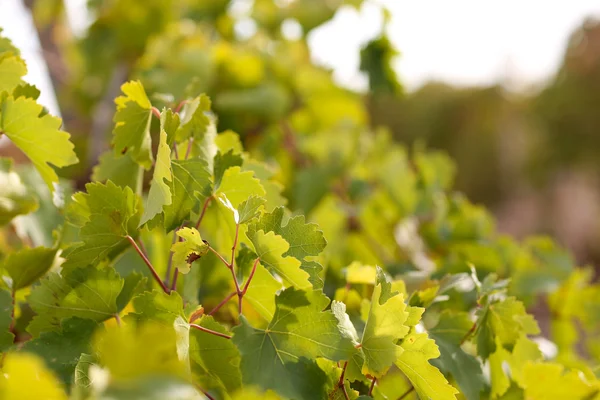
{"left": 21, "top": 317, "right": 98, "bottom": 385}
{"left": 163, "top": 158, "right": 211, "bottom": 232}
{"left": 92, "top": 150, "right": 141, "bottom": 190}
{"left": 247, "top": 230, "right": 311, "bottom": 290}
{"left": 232, "top": 288, "right": 356, "bottom": 398}
{"left": 395, "top": 331, "right": 459, "bottom": 400}
{"left": 247, "top": 207, "right": 327, "bottom": 288}
{"left": 27, "top": 265, "right": 124, "bottom": 336}
{"left": 0, "top": 157, "right": 38, "bottom": 225}
{"left": 12, "top": 82, "right": 40, "bottom": 100}
{"left": 235, "top": 195, "right": 266, "bottom": 224}
{"left": 171, "top": 227, "right": 210, "bottom": 274}
{"left": 2, "top": 246, "right": 57, "bottom": 290}
{"left": 112, "top": 81, "right": 154, "bottom": 169}
{"left": 475, "top": 297, "right": 540, "bottom": 359}
{"left": 359, "top": 272, "right": 410, "bottom": 377}
{"left": 521, "top": 362, "right": 600, "bottom": 400}
{"left": 216, "top": 166, "right": 265, "bottom": 208}
{"left": 0, "top": 96, "right": 78, "bottom": 193}
{"left": 189, "top": 316, "right": 242, "bottom": 395}
{"left": 214, "top": 150, "right": 243, "bottom": 189}
{"left": 0, "top": 353, "right": 67, "bottom": 399}
{"left": 176, "top": 94, "right": 211, "bottom": 142}
{"left": 0, "top": 289, "right": 14, "bottom": 353}
{"left": 429, "top": 311, "right": 484, "bottom": 400}
{"left": 116, "top": 272, "right": 147, "bottom": 312}
{"left": 160, "top": 108, "right": 180, "bottom": 147}
{"left": 62, "top": 181, "right": 141, "bottom": 269}
{"left": 0, "top": 53, "right": 26, "bottom": 93}
{"left": 94, "top": 323, "right": 189, "bottom": 381}
{"left": 140, "top": 129, "right": 172, "bottom": 225}
{"left": 126, "top": 290, "right": 185, "bottom": 325}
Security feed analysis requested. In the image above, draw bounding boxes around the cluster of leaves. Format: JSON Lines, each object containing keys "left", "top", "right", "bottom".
{"left": 2, "top": 5, "right": 600, "bottom": 400}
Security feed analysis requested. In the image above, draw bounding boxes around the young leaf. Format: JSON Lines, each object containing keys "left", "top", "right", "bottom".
{"left": 395, "top": 331, "right": 459, "bottom": 400}
{"left": 0, "top": 157, "right": 38, "bottom": 225}
{"left": 21, "top": 317, "right": 98, "bottom": 385}
{"left": 521, "top": 362, "right": 600, "bottom": 400}
{"left": 171, "top": 227, "right": 209, "bottom": 274}
{"left": 247, "top": 230, "right": 311, "bottom": 290}
{"left": 62, "top": 181, "right": 141, "bottom": 269}
{"left": 2, "top": 246, "right": 57, "bottom": 290}
{"left": 112, "top": 81, "right": 154, "bottom": 169}
{"left": 0, "top": 96, "right": 78, "bottom": 193}
{"left": 475, "top": 297, "right": 540, "bottom": 359}
{"left": 27, "top": 265, "right": 124, "bottom": 336}
{"left": 140, "top": 129, "right": 173, "bottom": 225}
{"left": 175, "top": 94, "right": 211, "bottom": 142}
{"left": 216, "top": 166, "right": 265, "bottom": 208}
{"left": 0, "top": 53, "right": 26, "bottom": 93}
{"left": 163, "top": 158, "right": 211, "bottom": 232}
{"left": 92, "top": 150, "right": 141, "bottom": 190}
{"left": 213, "top": 150, "right": 243, "bottom": 190}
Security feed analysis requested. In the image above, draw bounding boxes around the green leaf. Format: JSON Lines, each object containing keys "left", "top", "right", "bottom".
{"left": 475, "top": 297, "right": 540, "bottom": 359}
{"left": 234, "top": 195, "right": 266, "bottom": 224}
{"left": 0, "top": 54, "right": 26, "bottom": 93}
{"left": 116, "top": 272, "right": 147, "bottom": 312}
{"left": 112, "top": 81, "right": 153, "bottom": 169}
{"left": 163, "top": 158, "right": 211, "bottom": 232}
{"left": 127, "top": 289, "right": 185, "bottom": 325}
{"left": 213, "top": 150, "right": 243, "bottom": 190}
{"left": 359, "top": 272, "right": 409, "bottom": 377}
{"left": 27, "top": 265, "right": 124, "bottom": 336}
{"left": 429, "top": 311, "right": 484, "bottom": 400}
{"left": 94, "top": 323, "right": 189, "bottom": 381}
{"left": 21, "top": 317, "right": 98, "bottom": 385}
{"left": 171, "top": 227, "right": 209, "bottom": 274}
{"left": 2, "top": 246, "right": 57, "bottom": 290}
{"left": 12, "top": 82, "right": 40, "bottom": 100}
{"left": 0, "top": 353, "right": 68, "bottom": 399}
{"left": 215, "top": 166, "right": 265, "bottom": 208}
{"left": 395, "top": 331, "right": 459, "bottom": 400}
{"left": 0, "top": 289, "right": 14, "bottom": 353}
{"left": 521, "top": 362, "right": 599, "bottom": 400}
{"left": 176, "top": 94, "right": 211, "bottom": 142}
{"left": 247, "top": 207, "right": 327, "bottom": 288}
{"left": 0, "top": 158, "right": 38, "bottom": 225}
{"left": 247, "top": 230, "right": 311, "bottom": 290}
{"left": 237, "top": 249, "right": 282, "bottom": 321}
{"left": 189, "top": 316, "right": 242, "bottom": 395}
{"left": 92, "top": 150, "right": 141, "bottom": 190}
{"left": 140, "top": 129, "right": 172, "bottom": 225}
{"left": 0, "top": 96, "right": 78, "bottom": 193}
{"left": 62, "top": 181, "right": 141, "bottom": 269}
{"left": 232, "top": 288, "right": 356, "bottom": 399}
{"left": 161, "top": 108, "right": 180, "bottom": 147}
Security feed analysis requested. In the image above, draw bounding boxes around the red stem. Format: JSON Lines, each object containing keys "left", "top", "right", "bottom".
{"left": 369, "top": 377, "right": 377, "bottom": 396}
{"left": 8, "top": 289, "right": 15, "bottom": 337}
{"left": 338, "top": 361, "right": 349, "bottom": 400}
{"left": 195, "top": 196, "right": 213, "bottom": 229}
{"left": 241, "top": 258, "right": 260, "bottom": 295}
{"left": 126, "top": 235, "right": 169, "bottom": 293}
{"left": 151, "top": 106, "right": 161, "bottom": 119}
{"left": 209, "top": 246, "right": 230, "bottom": 268}
{"left": 190, "top": 323, "right": 232, "bottom": 339}
{"left": 184, "top": 137, "right": 194, "bottom": 159}
{"left": 174, "top": 100, "right": 187, "bottom": 113}
{"left": 230, "top": 223, "right": 239, "bottom": 268}
{"left": 398, "top": 386, "right": 415, "bottom": 400}
{"left": 114, "top": 313, "right": 121, "bottom": 326}
{"left": 170, "top": 268, "right": 179, "bottom": 292}
{"left": 208, "top": 291, "right": 236, "bottom": 315}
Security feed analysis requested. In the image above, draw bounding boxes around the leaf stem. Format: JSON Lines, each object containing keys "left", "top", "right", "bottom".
{"left": 170, "top": 268, "right": 179, "bottom": 292}
{"left": 151, "top": 106, "right": 161, "bottom": 119}
{"left": 8, "top": 289, "right": 16, "bottom": 337}
{"left": 238, "top": 257, "right": 260, "bottom": 314}
{"left": 208, "top": 291, "right": 236, "bottom": 315}
{"left": 337, "top": 361, "right": 349, "bottom": 400}
{"left": 126, "top": 235, "right": 170, "bottom": 293}
{"left": 195, "top": 196, "right": 213, "bottom": 229}
{"left": 114, "top": 313, "right": 121, "bottom": 326}
{"left": 174, "top": 100, "right": 187, "bottom": 114}
{"left": 165, "top": 230, "right": 179, "bottom": 286}
{"left": 459, "top": 322, "right": 477, "bottom": 345}
{"left": 184, "top": 137, "right": 194, "bottom": 159}
{"left": 208, "top": 246, "right": 230, "bottom": 268}
{"left": 190, "top": 323, "right": 232, "bottom": 339}
{"left": 230, "top": 223, "right": 240, "bottom": 268}
{"left": 369, "top": 377, "right": 377, "bottom": 396}
{"left": 398, "top": 386, "right": 414, "bottom": 400}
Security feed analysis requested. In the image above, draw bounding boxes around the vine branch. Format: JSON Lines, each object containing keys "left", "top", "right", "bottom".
{"left": 126, "top": 235, "right": 170, "bottom": 293}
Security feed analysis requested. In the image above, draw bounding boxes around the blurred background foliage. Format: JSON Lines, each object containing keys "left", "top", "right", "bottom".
{"left": 6, "top": 0, "right": 600, "bottom": 270}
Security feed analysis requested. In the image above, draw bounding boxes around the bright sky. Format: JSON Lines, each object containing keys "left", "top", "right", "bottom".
{"left": 1, "top": 0, "right": 600, "bottom": 116}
